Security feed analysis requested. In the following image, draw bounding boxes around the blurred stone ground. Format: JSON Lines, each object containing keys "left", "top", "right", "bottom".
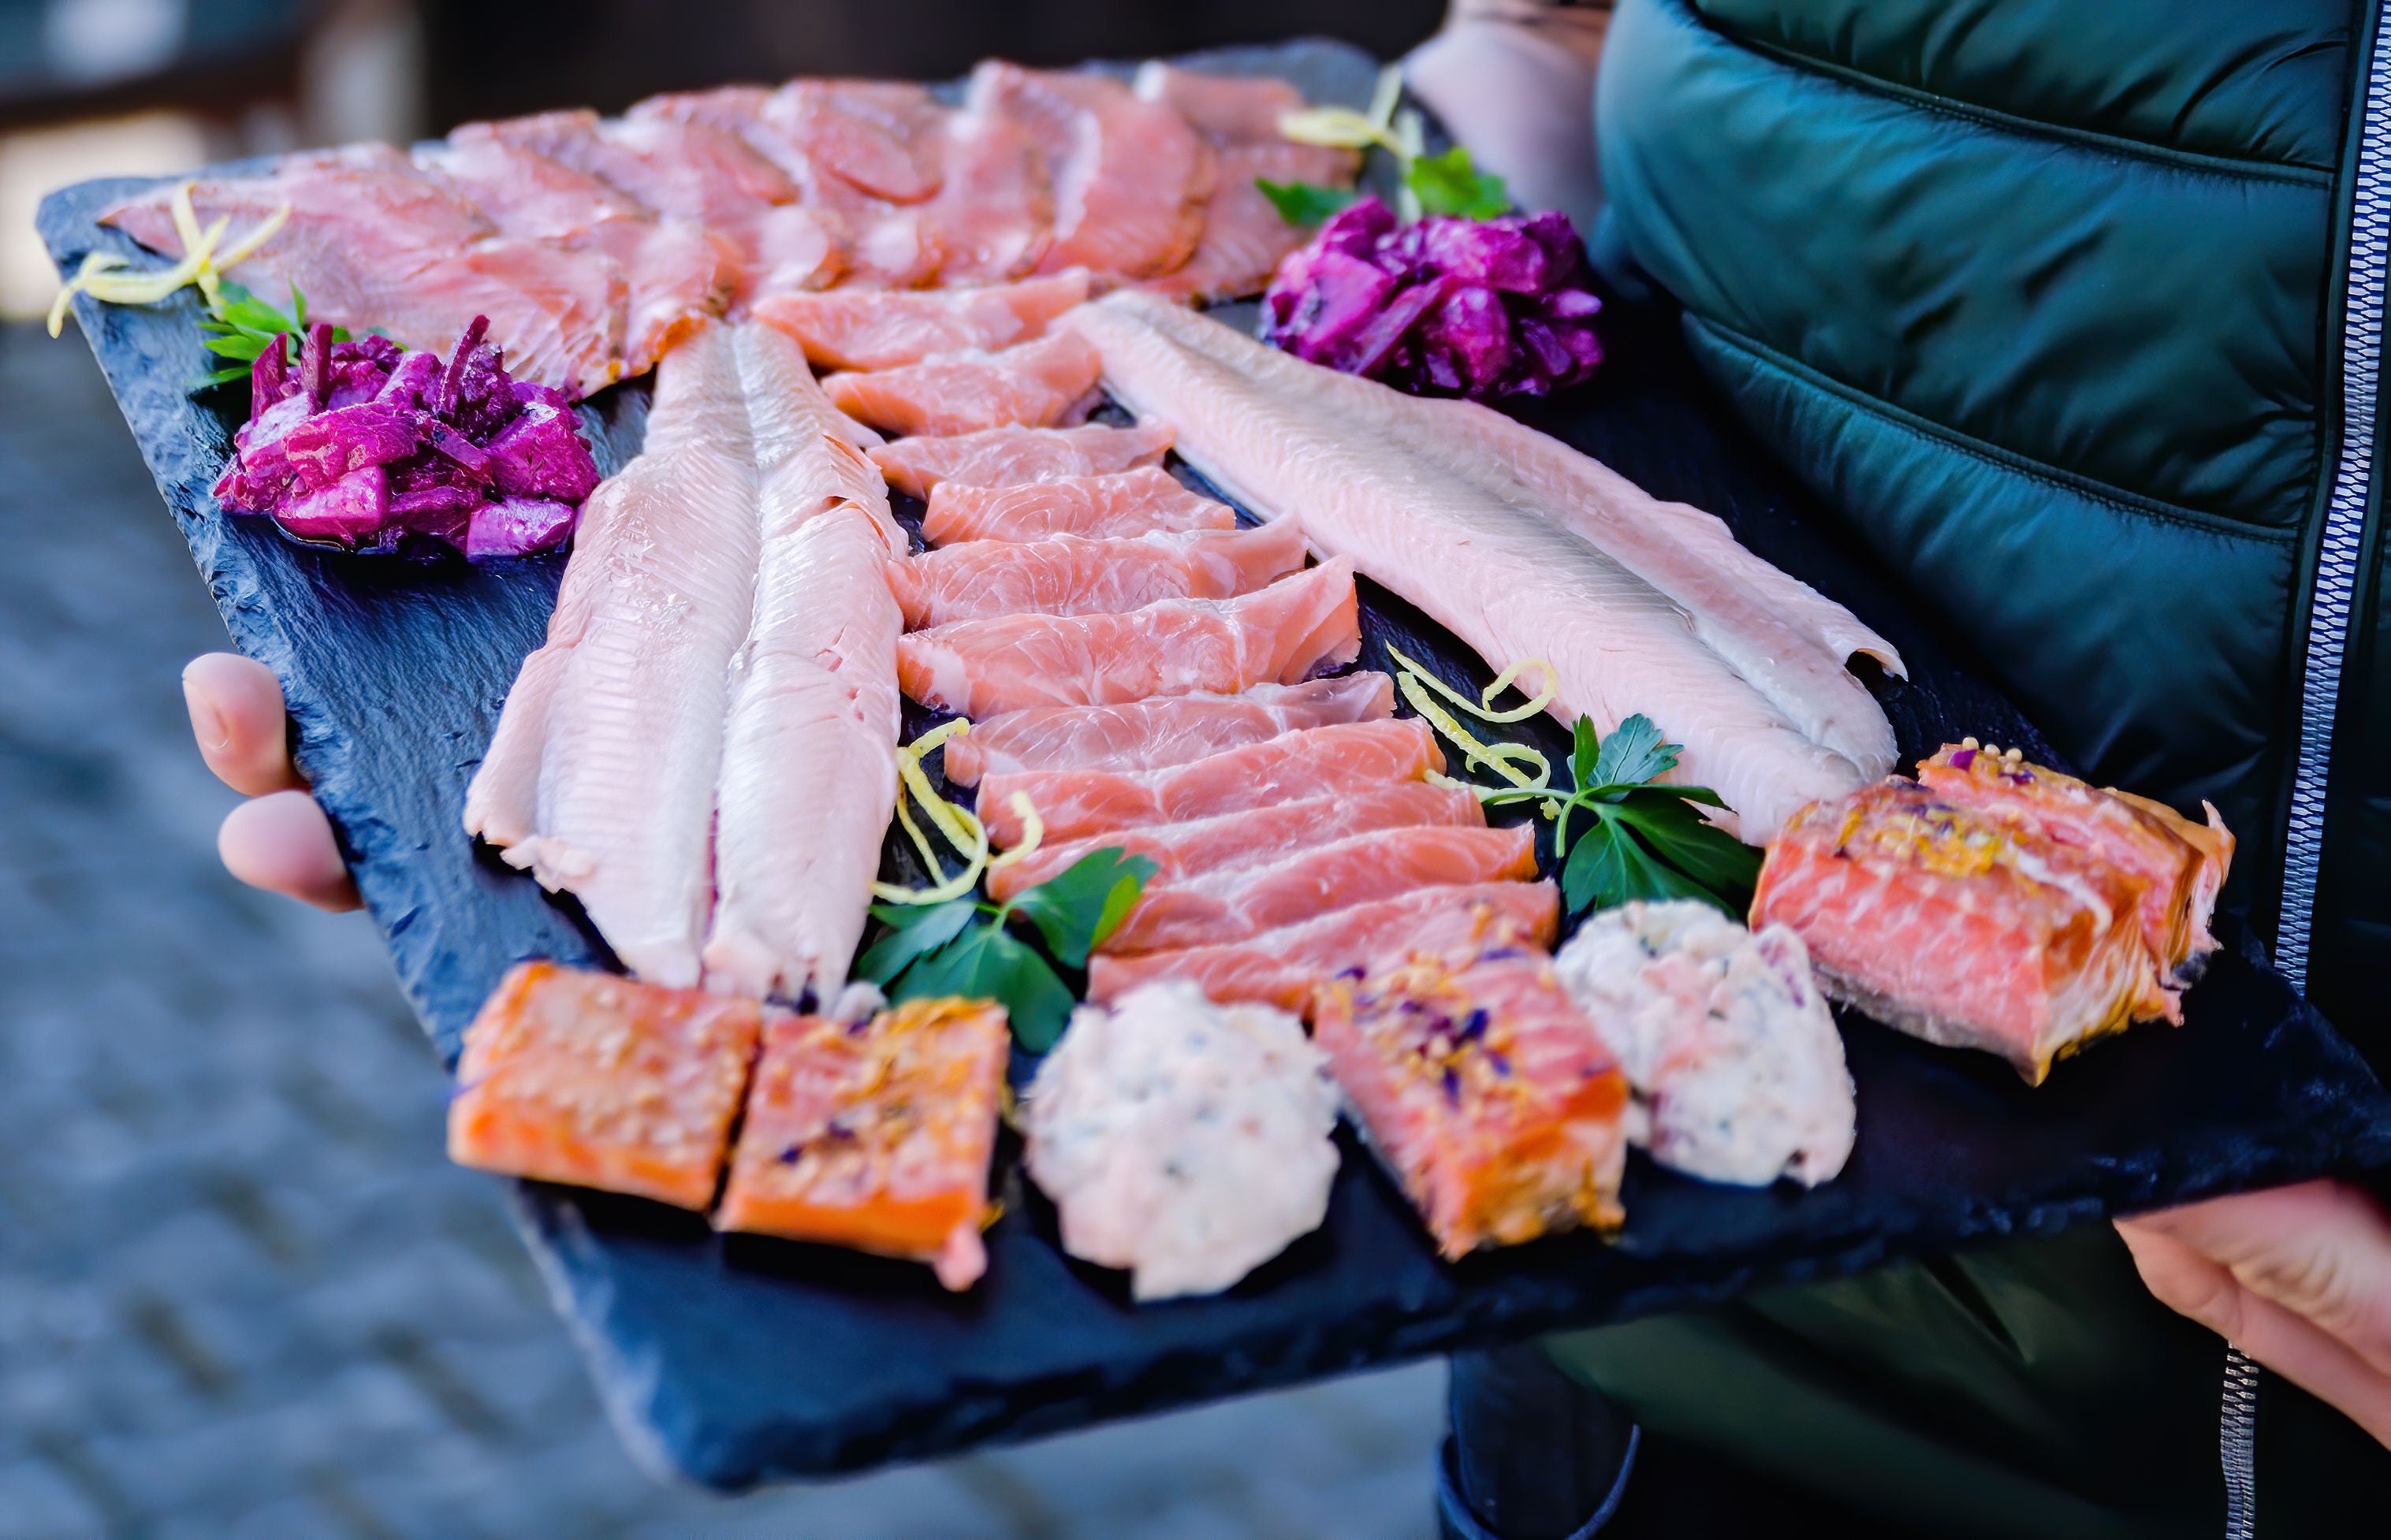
{"left": 0, "top": 319, "right": 1445, "bottom": 1540}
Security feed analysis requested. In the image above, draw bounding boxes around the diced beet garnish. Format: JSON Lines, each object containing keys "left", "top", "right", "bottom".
{"left": 277, "top": 464, "right": 389, "bottom": 546}
{"left": 464, "top": 497, "right": 578, "bottom": 560}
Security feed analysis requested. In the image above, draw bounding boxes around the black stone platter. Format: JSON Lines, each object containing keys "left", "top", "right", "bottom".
{"left": 42, "top": 38, "right": 2391, "bottom": 1491}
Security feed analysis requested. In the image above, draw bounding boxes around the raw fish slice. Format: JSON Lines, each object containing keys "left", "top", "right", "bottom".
{"left": 920, "top": 465, "right": 1232, "bottom": 545}
{"left": 942, "top": 673, "right": 1394, "bottom": 784}
{"left": 897, "top": 558, "right": 1358, "bottom": 717}
{"left": 1131, "top": 63, "right": 1356, "bottom": 169}
{"left": 980, "top": 716, "right": 1443, "bottom": 846}
{"left": 922, "top": 107, "right": 1055, "bottom": 283}
{"left": 419, "top": 126, "right": 650, "bottom": 238}
{"left": 1313, "top": 948, "right": 1629, "bottom": 1256}
{"left": 489, "top": 109, "right": 802, "bottom": 224}
{"left": 825, "top": 330, "right": 1102, "bottom": 437}
{"left": 762, "top": 80, "right": 948, "bottom": 204}
{"left": 448, "top": 962, "right": 765, "bottom": 1211}
{"left": 745, "top": 202, "right": 847, "bottom": 300}
{"left": 1749, "top": 779, "right": 2156, "bottom": 1084}
{"left": 1101, "top": 824, "right": 1538, "bottom": 954}
{"left": 1143, "top": 143, "right": 1342, "bottom": 303}
{"left": 867, "top": 421, "right": 1174, "bottom": 498}
{"left": 1069, "top": 291, "right": 1890, "bottom": 839}
{"left": 1088, "top": 880, "right": 1560, "bottom": 1010}
{"left": 716, "top": 999, "right": 1009, "bottom": 1291}
{"left": 989, "top": 780, "right": 1484, "bottom": 901}
{"left": 385, "top": 235, "right": 628, "bottom": 397}
{"left": 888, "top": 522, "right": 1305, "bottom": 627}
{"left": 755, "top": 271, "right": 1091, "bottom": 371}
{"left": 970, "top": 62, "right": 1214, "bottom": 280}
{"left": 467, "top": 322, "right": 758, "bottom": 984}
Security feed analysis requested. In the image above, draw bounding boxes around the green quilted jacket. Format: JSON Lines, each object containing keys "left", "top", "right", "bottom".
{"left": 1595, "top": 0, "right": 2385, "bottom": 1057}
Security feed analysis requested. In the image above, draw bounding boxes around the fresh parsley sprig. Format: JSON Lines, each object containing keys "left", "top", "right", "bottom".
{"left": 855, "top": 846, "right": 1157, "bottom": 1053}
{"left": 193, "top": 282, "right": 346, "bottom": 389}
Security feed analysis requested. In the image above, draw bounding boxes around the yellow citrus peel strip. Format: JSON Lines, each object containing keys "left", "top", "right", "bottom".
{"left": 47, "top": 180, "right": 290, "bottom": 338}
{"left": 871, "top": 720, "right": 989, "bottom": 905}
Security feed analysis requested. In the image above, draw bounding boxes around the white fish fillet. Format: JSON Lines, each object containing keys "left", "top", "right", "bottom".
{"left": 1065, "top": 291, "right": 1900, "bottom": 840}
{"left": 465, "top": 320, "right": 759, "bottom": 985}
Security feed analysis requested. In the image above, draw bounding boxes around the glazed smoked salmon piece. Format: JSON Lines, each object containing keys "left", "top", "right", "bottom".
{"left": 1313, "top": 948, "right": 1629, "bottom": 1256}
{"left": 715, "top": 998, "right": 1009, "bottom": 1290}
{"left": 1101, "top": 824, "right": 1538, "bottom": 955}
{"left": 980, "top": 716, "right": 1443, "bottom": 847}
{"left": 447, "top": 962, "right": 765, "bottom": 1211}
{"left": 987, "top": 780, "right": 1485, "bottom": 902}
{"left": 1087, "top": 880, "right": 1561, "bottom": 1011}
{"left": 920, "top": 466, "right": 1235, "bottom": 545}
{"left": 888, "top": 522, "right": 1305, "bottom": 627}
{"left": 868, "top": 421, "right": 1174, "bottom": 499}
{"left": 898, "top": 557, "right": 1358, "bottom": 717}
{"left": 825, "top": 330, "right": 1102, "bottom": 437}
{"left": 1749, "top": 779, "right": 2156, "bottom": 1084}
{"left": 943, "top": 673, "right": 1394, "bottom": 784}
{"left": 755, "top": 270, "right": 1090, "bottom": 370}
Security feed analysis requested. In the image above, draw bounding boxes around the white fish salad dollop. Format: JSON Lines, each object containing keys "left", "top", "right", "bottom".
{"left": 1022, "top": 980, "right": 1340, "bottom": 1300}
{"left": 1553, "top": 900, "right": 1855, "bottom": 1187}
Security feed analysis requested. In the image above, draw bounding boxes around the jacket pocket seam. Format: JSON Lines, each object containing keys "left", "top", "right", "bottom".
{"left": 1692, "top": 316, "right": 2298, "bottom": 547}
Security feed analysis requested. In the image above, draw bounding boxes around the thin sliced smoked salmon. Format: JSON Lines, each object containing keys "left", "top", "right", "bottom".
{"left": 980, "top": 716, "right": 1443, "bottom": 847}
{"left": 756, "top": 271, "right": 1089, "bottom": 370}
{"left": 888, "top": 522, "right": 1304, "bottom": 627}
{"left": 825, "top": 330, "right": 1101, "bottom": 437}
{"left": 1087, "top": 881, "right": 1560, "bottom": 1010}
{"left": 716, "top": 998, "right": 1009, "bottom": 1290}
{"left": 1101, "top": 824, "right": 1538, "bottom": 955}
{"left": 922, "top": 107, "right": 1054, "bottom": 283}
{"left": 1143, "top": 143, "right": 1339, "bottom": 303}
{"left": 920, "top": 466, "right": 1234, "bottom": 545}
{"left": 1313, "top": 948, "right": 1629, "bottom": 1256}
{"left": 941, "top": 673, "right": 1394, "bottom": 785}
{"left": 448, "top": 962, "right": 765, "bottom": 1210}
{"left": 897, "top": 558, "right": 1358, "bottom": 717}
{"left": 763, "top": 80, "right": 947, "bottom": 204}
{"left": 868, "top": 422, "right": 1173, "bottom": 499}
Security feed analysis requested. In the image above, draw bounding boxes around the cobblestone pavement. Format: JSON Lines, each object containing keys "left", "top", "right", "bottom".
{"left": 0, "top": 320, "right": 1445, "bottom": 1540}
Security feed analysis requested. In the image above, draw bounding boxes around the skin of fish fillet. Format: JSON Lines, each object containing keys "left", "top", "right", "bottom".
{"left": 896, "top": 557, "right": 1359, "bottom": 717}
{"left": 823, "top": 329, "right": 1103, "bottom": 437}
{"left": 888, "top": 521, "right": 1304, "bottom": 627}
{"left": 919, "top": 465, "right": 1235, "bottom": 545}
{"left": 754, "top": 272, "right": 1092, "bottom": 371}
{"left": 1086, "top": 880, "right": 1561, "bottom": 1010}
{"left": 979, "top": 716, "right": 1445, "bottom": 847}
{"left": 465, "top": 322, "right": 758, "bottom": 986}
{"left": 866, "top": 422, "right": 1175, "bottom": 498}
{"left": 941, "top": 672, "right": 1395, "bottom": 786}
{"left": 1067, "top": 290, "right": 1895, "bottom": 841}
{"left": 1101, "top": 824, "right": 1540, "bottom": 955}
{"left": 986, "top": 779, "right": 1485, "bottom": 902}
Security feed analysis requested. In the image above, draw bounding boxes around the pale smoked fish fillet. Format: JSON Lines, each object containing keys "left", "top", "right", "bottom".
{"left": 754, "top": 270, "right": 1090, "bottom": 370}
{"left": 942, "top": 673, "right": 1395, "bottom": 786}
{"left": 464, "top": 320, "right": 759, "bottom": 985}
{"left": 886, "top": 522, "right": 1306, "bottom": 627}
{"left": 896, "top": 558, "right": 1359, "bottom": 717}
{"left": 825, "top": 329, "right": 1103, "bottom": 437}
{"left": 868, "top": 422, "right": 1174, "bottom": 499}
{"left": 1067, "top": 291, "right": 1903, "bottom": 840}
{"left": 920, "top": 467, "right": 1235, "bottom": 545}
{"left": 702, "top": 322, "right": 904, "bottom": 1000}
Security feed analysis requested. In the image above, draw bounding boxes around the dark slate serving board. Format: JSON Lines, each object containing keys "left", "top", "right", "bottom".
{"left": 42, "top": 37, "right": 2391, "bottom": 1490}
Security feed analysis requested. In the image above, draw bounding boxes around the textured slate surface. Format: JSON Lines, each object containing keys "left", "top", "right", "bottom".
{"left": 41, "top": 37, "right": 2391, "bottom": 1491}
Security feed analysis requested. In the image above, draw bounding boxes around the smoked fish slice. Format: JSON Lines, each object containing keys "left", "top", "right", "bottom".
{"left": 920, "top": 104, "right": 1056, "bottom": 284}
{"left": 888, "top": 523, "right": 1302, "bottom": 627}
{"left": 919, "top": 465, "right": 1235, "bottom": 545}
{"left": 867, "top": 421, "right": 1174, "bottom": 498}
{"left": 755, "top": 271, "right": 1091, "bottom": 371}
{"left": 825, "top": 329, "right": 1102, "bottom": 437}
{"left": 940, "top": 673, "right": 1394, "bottom": 784}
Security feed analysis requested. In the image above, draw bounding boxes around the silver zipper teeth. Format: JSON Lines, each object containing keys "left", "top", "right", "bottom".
{"left": 2222, "top": 1347, "right": 2263, "bottom": 1540}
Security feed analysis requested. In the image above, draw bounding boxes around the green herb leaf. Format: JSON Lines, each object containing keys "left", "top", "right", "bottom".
{"left": 1406, "top": 147, "right": 1510, "bottom": 221}
{"left": 1571, "top": 716, "right": 1603, "bottom": 795}
{"left": 1562, "top": 816, "right": 1718, "bottom": 913}
{"left": 1003, "top": 846, "right": 1157, "bottom": 968}
{"left": 1607, "top": 790, "right": 1762, "bottom": 902}
{"left": 885, "top": 925, "right": 1077, "bottom": 1052}
{"left": 190, "top": 363, "right": 252, "bottom": 389}
{"left": 1256, "top": 177, "right": 1360, "bottom": 228}
{"left": 855, "top": 898, "right": 981, "bottom": 986}
{"left": 200, "top": 332, "right": 270, "bottom": 361}
{"left": 1588, "top": 713, "right": 1681, "bottom": 793}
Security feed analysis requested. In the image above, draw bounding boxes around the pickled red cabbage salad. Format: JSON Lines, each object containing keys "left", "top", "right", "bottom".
{"left": 210, "top": 316, "right": 601, "bottom": 559}
{"left": 1261, "top": 198, "right": 1603, "bottom": 400}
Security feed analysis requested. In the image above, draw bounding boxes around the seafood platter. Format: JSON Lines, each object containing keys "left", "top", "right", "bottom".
{"left": 40, "top": 38, "right": 2391, "bottom": 1488}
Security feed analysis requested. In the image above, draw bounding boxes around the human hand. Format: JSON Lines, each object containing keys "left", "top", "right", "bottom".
{"left": 2117, "top": 1180, "right": 2391, "bottom": 1447}
{"left": 181, "top": 652, "right": 359, "bottom": 911}
{"left": 1406, "top": 0, "right": 1611, "bottom": 236}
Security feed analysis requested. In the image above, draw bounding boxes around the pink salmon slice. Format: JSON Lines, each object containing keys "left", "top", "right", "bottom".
{"left": 919, "top": 465, "right": 1232, "bottom": 545}
{"left": 417, "top": 128, "right": 650, "bottom": 239}
{"left": 867, "top": 421, "right": 1174, "bottom": 498}
{"left": 762, "top": 80, "right": 948, "bottom": 204}
{"left": 754, "top": 270, "right": 1091, "bottom": 371}
{"left": 921, "top": 106, "right": 1055, "bottom": 283}
{"left": 941, "top": 672, "right": 1393, "bottom": 785}
{"left": 896, "top": 558, "right": 1358, "bottom": 717}
{"left": 1131, "top": 63, "right": 1358, "bottom": 167}
{"left": 824, "top": 329, "right": 1101, "bottom": 437}
{"left": 1141, "top": 143, "right": 1347, "bottom": 303}
{"left": 978, "top": 716, "right": 1443, "bottom": 847}
{"left": 887, "top": 521, "right": 1305, "bottom": 627}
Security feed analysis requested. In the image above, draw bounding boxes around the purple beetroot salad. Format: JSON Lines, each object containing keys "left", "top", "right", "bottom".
{"left": 1261, "top": 199, "right": 1603, "bottom": 400}
{"left": 211, "top": 316, "right": 601, "bottom": 559}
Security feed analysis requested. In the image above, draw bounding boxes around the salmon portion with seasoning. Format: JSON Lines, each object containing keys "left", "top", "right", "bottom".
{"left": 889, "top": 523, "right": 1303, "bottom": 627}
{"left": 447, "top": 962, "right": 766, "bottom": 1211}
{"left": 940, "top": 674, "right": 1394, "bottom": 784}
{"left": 755, "top": 270, "right": 1089, "bottom": 370}
{"left": 867, "top": 422, "right": 1174, "bottom": 498}
{"left": 980, "top": 716, "right": 1443, "bottom": 847}
{"left": 897, "top": 559, "right": 1359, "bottom": 717}
{"left": 1088, "top": 880, "right": 1561, "bottom": 1011}
{"left": 825, "top": 329, "right": 1102, "bottom": 437}
{"left": 920, "top": 466, "right": 1235, "bottom": 545}
{"left": 1102, "top": 824, "right": 1539, "bottom": 955}
{"left": 716, "top": 998, "right": 1009, "bottom": 1290}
